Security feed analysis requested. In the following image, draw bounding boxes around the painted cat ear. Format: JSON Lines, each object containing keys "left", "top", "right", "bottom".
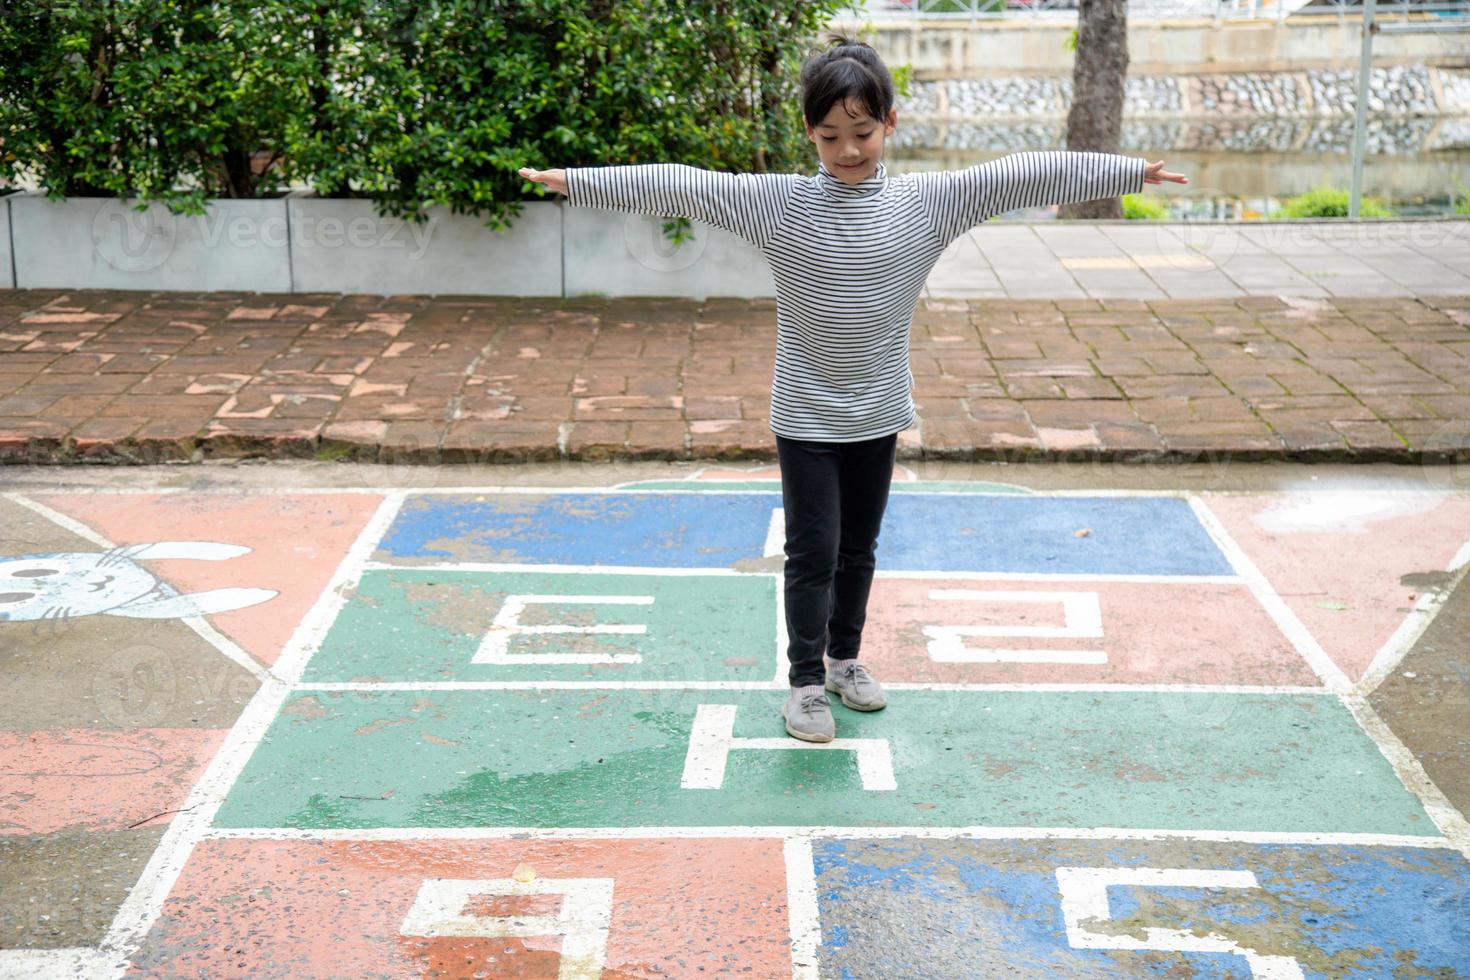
{"left": 125, "top": 542, "right": 252, "bottom": 561}
{"left": 109, "top": 587, "right": 278, "bottom": 618}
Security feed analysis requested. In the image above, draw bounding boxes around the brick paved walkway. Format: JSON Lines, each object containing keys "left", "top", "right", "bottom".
{"left": 3, "top": 288, "right": 1469, "bottom": 464}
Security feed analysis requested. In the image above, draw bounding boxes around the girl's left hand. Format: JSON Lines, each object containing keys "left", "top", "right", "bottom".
{"left": 1145, "top": 160, "right": 1189, "bottom": 184}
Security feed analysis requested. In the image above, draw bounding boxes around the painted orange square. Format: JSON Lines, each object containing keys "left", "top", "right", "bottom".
{"left": 127, "top": 837, "right": 792, "bottom": 978}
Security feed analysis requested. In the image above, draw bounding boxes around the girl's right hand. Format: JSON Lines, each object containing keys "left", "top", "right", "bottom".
{"left": 519, "top": 166, "right": 567, "bottom": 196}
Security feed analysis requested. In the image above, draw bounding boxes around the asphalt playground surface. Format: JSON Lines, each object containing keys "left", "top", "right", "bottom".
{"left": 1, "top": 458, "right": 1467, "bottom": 978}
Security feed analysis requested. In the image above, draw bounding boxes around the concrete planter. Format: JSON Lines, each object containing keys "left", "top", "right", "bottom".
{"left": 10, "top": 191, "right": 292, "bottom": 291}
{"left": 563, "top": 205, "right": 775, "bottom": 300}
{"left": 0, "top": 190, "right": 16, "bottom": 289}
{"left": 286, "top": 192, "right": 562, "bottom": 297}
{"left": 5, "top": 189, "right": 777, "bottom": 298}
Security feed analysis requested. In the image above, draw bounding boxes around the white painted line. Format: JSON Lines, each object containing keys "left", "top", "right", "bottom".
{"left": 1056, "top": 866, "right": 1304, "bottom": 979}
{"left": 401, "top": 877, "right": 612, "bottom": 979}
{"left": 292, "top": 681, "right": 1330, "bottom": 694}
{"left": 366, "top": 561, "right": 761, "bottom": 577}
{"left": 474, "top": 594, "right": 652, "bottom": 665}
{"left": 784, "top": 837, "right": 821, "bottom": 980}
{"left": 1186, "top": 496, "right": 1352, "bottom": 693}
{"left": 1355, "top": 536, "right": 1470, "bottom": 695}
{"left": 362, "top": 561, "right": 1243, "bottom": 585}
{"left": 0, "top": 948, "right": 122, "bottom": 980}
{"left": 200, "top": 824, "right": 1459, "bottom": 849}
{"left": 1341, "top": 694, "right": 1470, "bottom": 862}
{"left": 1451, "top": 535, "right": 1470, "bottom": 573}
{"left": 764, "top": 507, "right": 785, "bottom": 558}
{"left": 95, "top": 491, "right": 410, "bottom": 976}
{"left": 880, "top": 571, "right": 1243, "bottom": 584}
{"left": 681, "top": 705, "right": 896, "bottom": 791}
{"left": 1, "top": 492, "right": 278, "bottom": 685}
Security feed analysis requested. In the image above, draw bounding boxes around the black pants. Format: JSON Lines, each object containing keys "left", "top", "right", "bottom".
{"left": 776, "top": 432, "right": 898, "bottom": 688}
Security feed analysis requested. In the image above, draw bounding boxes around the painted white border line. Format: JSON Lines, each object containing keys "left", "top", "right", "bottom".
{"left": 294, "top": 681, "right": 1330, "bottom": 694}
{"left": 199, "top": 825, "right": 1458, "bottom": 850}
{"left": 1, "top": 492, "right": 278, "bottom": 685}
{"left": 94, "top": 490, "right": 410, "bottom": 977}
{"left": 363, "top": 561, "right": 1243, "bottom": 585}
{"left": 1186, "top": 496, "right": 1352, "bottom": 693}
{"left": 1344, "top": 694, "right": 1470, "bottom": 860}
{"left": 1355, "top": 533, "right": 1470, "bottom": 694}
{"left": 784, "top": 837, "right": 821, "bottom": 980}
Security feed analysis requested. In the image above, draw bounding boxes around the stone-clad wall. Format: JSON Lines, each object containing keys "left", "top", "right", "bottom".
{"left": 903, "top": 65, "right": 1470, "bottom": 122}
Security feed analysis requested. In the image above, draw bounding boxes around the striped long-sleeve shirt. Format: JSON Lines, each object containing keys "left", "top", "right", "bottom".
{"left": 564, "top": 151, "right": 1146, "bottom": 442}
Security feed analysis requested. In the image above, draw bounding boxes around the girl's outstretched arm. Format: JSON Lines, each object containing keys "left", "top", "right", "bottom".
{"left": 910, "top": 151, "right": 1182, "bottom": 246}
{"left": 520, "top": 163, "right": 798, "bottom": 251}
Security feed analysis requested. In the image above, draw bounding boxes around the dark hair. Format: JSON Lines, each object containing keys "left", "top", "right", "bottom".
{"left": 798, "top": 33, "right": 894, "bottom": 131}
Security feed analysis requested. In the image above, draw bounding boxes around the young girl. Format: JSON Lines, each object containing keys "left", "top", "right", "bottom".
{"left": 520, "top": 35, "right": 1187, "bottom": 744}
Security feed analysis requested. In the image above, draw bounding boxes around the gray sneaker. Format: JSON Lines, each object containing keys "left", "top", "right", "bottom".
{"left": 825, "top": 659, "right": 887, "bottom": 711}
{"left": 782, "top": 684, "right": 835, "bottom": 742}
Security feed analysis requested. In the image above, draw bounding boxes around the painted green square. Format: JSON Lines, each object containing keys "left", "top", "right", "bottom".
{"left": 215, "top": 689, "right": 1435, "bottom": 837}
{"left": 301, "top": 570, "right": 777, "bottom": 683}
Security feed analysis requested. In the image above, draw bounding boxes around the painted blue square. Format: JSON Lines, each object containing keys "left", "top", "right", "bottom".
{"left": 879, "top": 495, "right": 1232, "bottom": 575}
{"left": 812, "top": 837, "right": 1470, "bottom": 978}
{"left": 376, "top": 492, "right": 775, "bottom": 567}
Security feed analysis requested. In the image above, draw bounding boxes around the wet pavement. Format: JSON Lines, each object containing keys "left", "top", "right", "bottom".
{"left": 0, "top": 458, "right": 1466, "bottom": 978}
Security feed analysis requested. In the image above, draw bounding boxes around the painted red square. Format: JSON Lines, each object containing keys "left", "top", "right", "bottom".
{"left": 863, "top": 578, "right": 1320, "bottom": 686}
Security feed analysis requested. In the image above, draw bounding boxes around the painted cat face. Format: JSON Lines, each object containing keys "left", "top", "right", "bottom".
{"left": 0, "top": 551, "right": 163, "bottom": 621}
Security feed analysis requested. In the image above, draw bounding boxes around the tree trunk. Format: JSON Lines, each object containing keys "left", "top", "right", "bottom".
{"left": 1060, "top": 0, "right": 1128, "bottom": 220}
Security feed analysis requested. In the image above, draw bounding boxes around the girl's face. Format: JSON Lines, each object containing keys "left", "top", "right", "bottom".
{"left": 806, "top": 97, "right": 898, "bottom": 184}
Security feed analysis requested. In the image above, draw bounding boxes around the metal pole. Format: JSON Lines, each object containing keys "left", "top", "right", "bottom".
{"left": 1349, "top": 0, "right": 1376, "bottom": 219}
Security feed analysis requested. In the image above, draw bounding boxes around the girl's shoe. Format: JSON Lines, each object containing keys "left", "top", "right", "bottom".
{"left": 782, "top": 684, "right": 835, "bottom": 742}
{"left": 824, "top": 659, "right": 887, "bottom": 711}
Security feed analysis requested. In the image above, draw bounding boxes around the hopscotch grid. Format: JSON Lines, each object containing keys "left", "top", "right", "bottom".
{"left": 93, "top": 490, "right": 412, "bottom": 978}
{"left": 32, "top": 480, "right": 1463, "bottom": 975}
{"left": 198, "top": 824, "right": 1459, "bottom": 849}
{"left": 1187, "top": 496, "right": 1470, "bottom": 862}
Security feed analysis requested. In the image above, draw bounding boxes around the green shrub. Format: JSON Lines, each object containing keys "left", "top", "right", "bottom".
{"left": 1278, "top": 185, "right": 1394, "bottom": 219}
{"left": 1454, "top": 180, "right": 1470, "bottom": 215}
{"left": 0, "top": 0, "right": 850, "bottom": 230}
{"left": 1121, "top": 193, "right": 1170, "bottom": 220}
{"left": 0, "top": 0, "right": 310, "bottom": 211}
